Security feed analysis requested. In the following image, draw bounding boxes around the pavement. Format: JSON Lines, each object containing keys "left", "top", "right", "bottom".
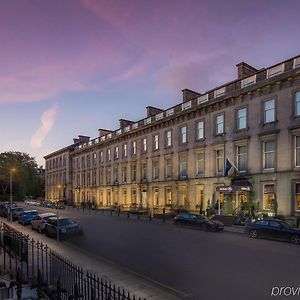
{"left": 1, "top": 220, "right": 182, "bottom": 300}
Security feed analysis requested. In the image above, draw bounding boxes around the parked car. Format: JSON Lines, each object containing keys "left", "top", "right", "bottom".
{"left": 45, "top": 217, "right": 82, "bottom": 239}
{"left": 245, "top": 219, "right": 300, "bottom": 245}
{"left": 31, "top": 212, "right": 56, "bottom": 233}
{"left": 52, "top": 201, "right": 65, "bottom": 210}
{"left": 41, "top": 201, "right": 54, "bottom": 208}
{"left": 10, "top": 207, "right": 24, "bottom": 221}
{"left": 0, "top": 203, "right": 17, "bottom": 218}
{"left": 173, "top": 212, "right": 224, "bottom": 232}
{"left": 18, "top": 210, "right": 39, "bottom": 225}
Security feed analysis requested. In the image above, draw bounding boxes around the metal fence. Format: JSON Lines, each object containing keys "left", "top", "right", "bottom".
{"left": 0, "top": 222, "right": 145, "bottom": 300}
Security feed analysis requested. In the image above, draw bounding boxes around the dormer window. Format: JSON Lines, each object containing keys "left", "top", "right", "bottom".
{"left": 267, "top": 63, "right": 284, "bottom": 78}
{"left": 241, "top": 74, "right": 256, "bottom": 88}
{"left": 214, "top": 87, "right": 226, "bottom": 98}
{"left": 198, "top": 94, "right": 208, "bottom": 104}
{"left": 294, "top": 57, "right": 300, "bottom": 69}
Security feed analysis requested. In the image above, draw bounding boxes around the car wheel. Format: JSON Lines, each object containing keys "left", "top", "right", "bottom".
{"left": 249, "top": 229, "right": 259, "bottom": 239}
{"left": 290, "top": 235, "right": 300, "bottom": 245}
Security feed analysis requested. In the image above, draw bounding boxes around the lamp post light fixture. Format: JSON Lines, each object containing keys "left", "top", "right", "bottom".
{"left": 10, "top": 168, "right": 16, "bottom": 222}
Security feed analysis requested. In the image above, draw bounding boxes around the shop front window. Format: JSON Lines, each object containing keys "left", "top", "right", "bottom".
{"left": 263, "top": 184, "right": 275, "bottom": 210}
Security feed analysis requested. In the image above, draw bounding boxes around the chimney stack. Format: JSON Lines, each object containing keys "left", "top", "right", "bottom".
{"left": 236, "top": 62, "right": 258, "bottom": 79}
{"left": 182, "top": 89, "right": 201, "bottom": 102}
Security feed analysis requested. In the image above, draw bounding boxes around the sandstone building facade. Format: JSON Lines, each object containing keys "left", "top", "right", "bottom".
{"left": 44, "top": 55, "right": 300, "bottom": 217}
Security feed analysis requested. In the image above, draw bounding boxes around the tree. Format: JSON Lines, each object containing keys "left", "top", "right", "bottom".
{"left": 0, "top": 151, "right": 44, "bottom": 201}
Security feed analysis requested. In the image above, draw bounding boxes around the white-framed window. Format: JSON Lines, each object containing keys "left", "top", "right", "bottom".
{"left": 214, "top": 87, "right": 226, "bottom": 98}
{"left": 180, "top": 126, "right": 187, "bottom": 144}
{"left": 241, "top": 74, "right": 256, "bottom": 88}
{"left": 295, "top": 92, "right": 300, "bottom": 117}
{"left": 131, "top": 163, "right": 136, "bottom": 182}
{"left": 107, "top": 149, "right": 111, "bottom": 161}
{"left": 182, "top": 101, "right": 192, "bottom": 111}
{"left": 122, "top": 165, "right": 127, "bottom": 183}
{"left": 141, "top": 162, "right": 147, "bottom": 180}
{"left": 179, "top": 155, "right": 187, "bottom": 179}
{"left": 236, "top": 145, "right": 247, "bottom": 172}
{"left": 263, "top": 99, "right": 275, "bottom": 123}
{"left": 166, "top": 108, "right": 174, "bottom": 117}
{"left": 123, "top": 144, "right": 127, "bottom": 158}
{"left": 142, "top": 138, "right": 147, "bottom": 152}
{"left": 144, "top": 117, "right": 151, "bottom": 125}
{"left": 166, "top": 187, "right": 172, "bottom": 205}
{"left": 116, "top": 129, "right": 122, "bottom": 135}
{"left": 166, "top": 130, "right": 172, "bottom": 147}
{"left": 153, "top": 134, "right": 159, "bottom": 151}
{"left": 295, "top": 136, "right": 300, "bottom": 167}
{"left": 165, "top": 158, "right": 172, "bottom": 179}
{"left": 155, "top": 112, "right": 164, "bottom": 121}
{"left": 196, "top": 121, "right": 204, "bottom": 140}
{"left": 196, "top": 152, "right": 204, "bottom": 176}
{"left": 132, "top": 141, "right": 137, "bottom": 155}
{"left": 215, "top": 149, "right": 224, "bottom": 175}
{"left": 92, "top": 152, "right": 97, "bottom": 165}
{"left": 263, "top": 140, "right": 275, "bottom": 170}
{"left": 267, "top": 63, "right": 284, "bottom": 78}
{"left": 115, "top": 146, "right": 119, "bottom": 159}
{"left": 198, "top": 94, "right": 208, "bottom": 104}
{"left": 216, "top": 115, "right": 224, "bottom": 134}
{"left": 237, "top": 108, "right": 247, "bottom": 130}
{"left": 152, "top": 159, "right": 159, "bottom": 180}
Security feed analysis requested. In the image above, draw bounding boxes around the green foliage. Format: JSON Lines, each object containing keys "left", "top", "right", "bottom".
{"left": 0, "top": 151, "right": 44, "bottom": 200}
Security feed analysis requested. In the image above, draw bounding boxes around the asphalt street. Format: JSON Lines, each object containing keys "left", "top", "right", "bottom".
{"left": 18, "top": 205, "right": 300, "bottom": 300}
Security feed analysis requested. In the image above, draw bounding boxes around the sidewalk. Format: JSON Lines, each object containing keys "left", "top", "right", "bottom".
{"left": 3, "top": 221, "right": 185, "bottom": 300}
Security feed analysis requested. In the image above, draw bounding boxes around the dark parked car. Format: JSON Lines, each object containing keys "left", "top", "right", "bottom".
{"left": 18, "top": 210, "right": 39, "bottom": 225}
{"left": 45, "top": 217, "right": 82, "bottom": 239}
{"left": 41, "top": 201, "right": 54, "bottom": 208}
{"left": 245, "top": 219, "right": 300, "bottom": 245}
{"left": 173, "top": 212, "right": 224, "bottom": 232}
{"left": 10, "top": 207, "right": 24, "bottom": 221}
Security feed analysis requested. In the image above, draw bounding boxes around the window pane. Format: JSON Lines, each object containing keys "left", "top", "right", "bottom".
{"left": 237, "top": 108, "right": 247, "bottom": 129}
{"left": 197, "top": 121, "right": 204, "bottom": 139}
{"left": 265, "top": 141, "right": 274, "bottom": 152}
{"left": 265, "top": 100, "right": 275, "bottom": 110}
{"left": 296, "top": 92, "right": 300, "bottom": 116}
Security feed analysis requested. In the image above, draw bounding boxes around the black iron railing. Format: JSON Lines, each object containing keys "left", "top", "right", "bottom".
{"left": 0, "top": 222, "right": 145, "bottom": 300}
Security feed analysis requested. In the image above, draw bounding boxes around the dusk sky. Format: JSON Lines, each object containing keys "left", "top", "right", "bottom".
{"left": 1, "top": 0, "right": 300, "bottom": 166}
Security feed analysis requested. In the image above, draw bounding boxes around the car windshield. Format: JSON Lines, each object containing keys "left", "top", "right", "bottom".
{"left": 197, "top": 215, "right": 209, "bottom": 221}
{"left": 59, "top": 219, "right": 75, "bottom": 226}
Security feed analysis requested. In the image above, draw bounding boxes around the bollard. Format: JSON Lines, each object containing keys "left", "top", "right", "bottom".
{"left": 163, "top": 208, "right": 166, "bottom": 223}
{"left": 127, "top": 212, "right": 130, "bottom": 218}
{"left": 137, "top": 213, "right": 140, "bottom": 220}
{"left": 149, "top": 213, "right": 152, "bottom": 221}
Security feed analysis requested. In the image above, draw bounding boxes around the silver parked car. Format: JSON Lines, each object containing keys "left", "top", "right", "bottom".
{"left": 31, "top": 212, "right": 56, "bottom": 233}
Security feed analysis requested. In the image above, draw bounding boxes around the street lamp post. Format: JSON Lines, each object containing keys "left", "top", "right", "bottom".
{"left": 10, "top": 168, "right": 16, "bottom": 222}
{"left": 57, "top": 185, "right": 61, "bottom": 243}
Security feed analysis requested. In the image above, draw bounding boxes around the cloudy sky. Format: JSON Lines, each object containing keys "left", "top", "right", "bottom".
{"left": 1, "top": 0, "right": 300, "bottom": 166}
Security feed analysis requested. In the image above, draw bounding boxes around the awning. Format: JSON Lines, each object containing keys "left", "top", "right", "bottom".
{"left": 216, "top": 178, "right": 252, "bottom": 192}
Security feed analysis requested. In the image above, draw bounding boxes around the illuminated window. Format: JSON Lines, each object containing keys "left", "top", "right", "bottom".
{"left": 132, "top": 141, "right": 137, "bottom": 155}
{"left": 165, "top": 130, "right": 172, "bottom": 147}
{"left": 142, "top": 138, "right": 147, "bottom": 152}
{"left": 166, "top": 187, "right": 172, "bottom": 205}
{"left": 153, "top": 134, "right": 159, "bottom": 151}
{"left": 263, "top": 184, "right": 275, "bottom": 210}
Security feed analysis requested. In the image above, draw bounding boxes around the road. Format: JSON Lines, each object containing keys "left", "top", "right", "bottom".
{"left": 18, "top": 204, "right": 300, "bottom": 300}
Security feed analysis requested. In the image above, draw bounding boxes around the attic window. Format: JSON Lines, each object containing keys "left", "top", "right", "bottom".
{"left": 144, "top": 117, "right": 151, "bottom": 125}
{"left": 124, "top": 126, "right": 130, "bottom": 132}
{"left": 116, "top": 129, "right": 122, "bottom": 135}
{"left": 100, "top": 136, "right": 106, "bottom": 142}
{"left": 132, "top": 123, "right": 138, "bottom": 129}
{"left": 267, "top": 63, "right": 284, "bottom": 78}
{"left": 197, "top": 94, "right": 208, "bottom": 104}
{"left": 166, "top": 108, "right": 174, "bottom": 117}
{"left": 182, "top": 101, "right": 192, "bottom": 111}
{"left": 241, "top": 74, "right": 256, "bottom": 88}
{"left": 294, "top": 57, "right": 300, "bottom": 69}
{"left": 155, "top": 112, "right": 164, "bottom": 121}
{"left": 214, "top": 87, "right": 226, "bottom": 98}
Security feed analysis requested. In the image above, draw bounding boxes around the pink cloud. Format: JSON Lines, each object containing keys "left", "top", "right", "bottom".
{"left": 31, "top": 105, "right": 59, "bottom": 148}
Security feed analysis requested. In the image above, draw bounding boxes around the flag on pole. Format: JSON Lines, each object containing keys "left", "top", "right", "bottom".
{"left": 224, "top": 157, "right": 237, "bottom": 176}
